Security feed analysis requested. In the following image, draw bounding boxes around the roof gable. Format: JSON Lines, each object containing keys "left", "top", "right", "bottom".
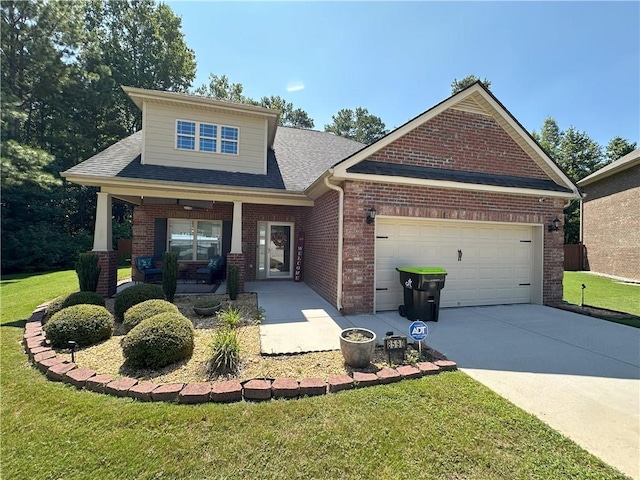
{"left": 330, "top": 83, "right": 579, "bottom": 196}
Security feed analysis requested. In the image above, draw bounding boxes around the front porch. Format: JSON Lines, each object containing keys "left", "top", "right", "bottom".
{"left": 91, "top": 190, "right": 311, "bottom": 298}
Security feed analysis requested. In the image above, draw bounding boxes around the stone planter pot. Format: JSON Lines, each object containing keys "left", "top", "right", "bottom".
{"left": 339, "top": 328, "right": 377, "bottom": 368}
{"left": 193, "top": 304, "right": 221, "bottom": 317}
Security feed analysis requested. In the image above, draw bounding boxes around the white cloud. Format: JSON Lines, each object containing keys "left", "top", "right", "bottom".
{"left": 286, "top": 82, "right": 305, "bottom": 92}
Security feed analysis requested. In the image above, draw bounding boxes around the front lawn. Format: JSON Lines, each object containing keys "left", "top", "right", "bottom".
{"left": 0, "top": 269, "right": 629, "bottom": 479}
{"left": 563, "top": 271, "right": 640, "bottom": 327}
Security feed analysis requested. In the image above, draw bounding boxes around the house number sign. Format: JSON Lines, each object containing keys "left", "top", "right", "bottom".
{"left": 383, "top": 334, "right": 407, "bottom": 364}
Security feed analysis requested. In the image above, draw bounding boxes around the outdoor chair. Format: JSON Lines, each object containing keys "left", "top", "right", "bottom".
{"left": 134, "top": 256, "right": 163, "bottom": 283}
{"left": 196, "top": 255, "right": 226, "bottom": 284}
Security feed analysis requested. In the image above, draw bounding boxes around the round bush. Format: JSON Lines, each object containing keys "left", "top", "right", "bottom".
{"left": 121, "top": 312, "right": 194, "bottom": 369}
{"left": 123, "top": 299, "right": 179, "bottom": 333}
{"left": 114, "top": 284, "right": 165, "bottom": 322}
{"left": 44, "top": 294, "right": 68, "bottom": 322}
{"left": 62, "top": 291, "right": 105, "bottom": 309}
{"left": 44, "top": 304, "right": 114, "bottom": 348}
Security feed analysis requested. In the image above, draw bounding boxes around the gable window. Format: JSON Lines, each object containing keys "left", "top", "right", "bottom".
{"left": 168, "top": 219, "right": 222, "bottom": 261}
{"left": 176, "top": 120, "right": 238, "bottom": 155}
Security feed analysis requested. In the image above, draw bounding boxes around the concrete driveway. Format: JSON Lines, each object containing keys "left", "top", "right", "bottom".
{"left": 377, "top": 304, "right": 640, "bottom": 479}
{"left": 254, "top": 282, "right": 639, "bottom": 478}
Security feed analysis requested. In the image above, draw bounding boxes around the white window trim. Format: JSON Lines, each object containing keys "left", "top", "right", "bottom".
{"left": 167, "top": 219, "right": 223, "bottom": 262}
{"left": 175, "top": 119, "right": 239, "bottom": 156}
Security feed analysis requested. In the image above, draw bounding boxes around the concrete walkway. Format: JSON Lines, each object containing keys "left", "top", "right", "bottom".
{"left": 253, "top": 282, "right": 640, "bottom": 479}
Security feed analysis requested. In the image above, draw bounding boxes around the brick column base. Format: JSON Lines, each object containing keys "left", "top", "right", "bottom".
{"left": 226, "top": 253, "right": 245, "bottom": 295}
{"left": 95, "top": 250, "right": 118, "bottom": 298}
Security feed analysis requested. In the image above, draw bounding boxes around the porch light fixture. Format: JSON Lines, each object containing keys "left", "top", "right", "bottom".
{"left": 183, "top": 205, "right": 193, "bottom": 211}
{"left": 366, "top": 206, "right": 376, "bottom": 224}
{"left": 548, "top": 217, "right": 561, "bottom": 232}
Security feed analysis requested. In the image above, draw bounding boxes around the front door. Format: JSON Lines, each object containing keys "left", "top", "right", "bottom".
{"left": 256, "top": 222, "right": 294, "bottom": 279}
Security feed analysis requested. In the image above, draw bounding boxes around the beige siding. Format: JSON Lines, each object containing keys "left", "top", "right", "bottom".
{"left": 143, "top": 102, "right": 267, "bottom": 174}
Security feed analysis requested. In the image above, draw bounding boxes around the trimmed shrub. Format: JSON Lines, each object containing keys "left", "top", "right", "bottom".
{"left": 114, "top": 283, "right": 165, "bottom": 322}
{"left": 61, "top": 291, "right": 105, "bottom": 309}
{"left": 162, "top": 251, "right": 178, "bottom": 302}
{"left": 44, "top": 294, "right": 69, "bottom": 322}
{"left": 227, "top": 264, "right": 239, "bottom": 300}
{"left": 123, "top": 299, "right": 179, "bottom": 333}
{"left": 76, "top": 253, "right": 101, "bottom": 292}
{"left": 121, "top": 312, "right": 194, "bottom": 369}
{"left": 209, "top": 328, "right": 240, "bottom": 374}
{"left": 44, "top": 304, "right": 114, "bottom": 347}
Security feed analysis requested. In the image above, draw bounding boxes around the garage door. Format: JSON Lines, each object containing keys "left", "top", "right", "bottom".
{"left": 375, "top": 218, "right": 534, "bottom": 310}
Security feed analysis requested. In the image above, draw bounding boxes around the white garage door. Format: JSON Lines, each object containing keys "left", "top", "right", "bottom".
{"left": 375, "top": 218, "right": 534, "bottom": 310}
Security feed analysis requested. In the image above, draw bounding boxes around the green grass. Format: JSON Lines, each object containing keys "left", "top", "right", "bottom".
{"left": 564, "top": 271, "right": 640, "bottom": 327}
{"left": 1, "top": 269, "right": 630, "bottom": 479}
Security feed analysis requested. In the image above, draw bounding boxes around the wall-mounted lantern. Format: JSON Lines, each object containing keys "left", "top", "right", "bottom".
{"left": 548, "top": 217, "right": 561, "bottom": 232}
{"left": 366, "top": 206, "right": 376, "bottom": 224}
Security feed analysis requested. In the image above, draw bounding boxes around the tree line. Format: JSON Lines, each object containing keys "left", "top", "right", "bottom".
{"left": 1, "top": 3, "right": 634, "bottom": 274}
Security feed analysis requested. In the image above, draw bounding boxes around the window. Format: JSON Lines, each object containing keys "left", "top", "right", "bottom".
{"left": 176, "top": 120, "right": 238, "bottom": 155}
{"left": 176, "top": 121, "right": 195, "bottom": 150}
{"left": 168, "top": 219, "right": 222, "bottom": 261}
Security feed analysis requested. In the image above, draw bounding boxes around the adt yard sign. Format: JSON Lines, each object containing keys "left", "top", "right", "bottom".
{"left": 409, "top": 321, "right": 428, "bottom": 341}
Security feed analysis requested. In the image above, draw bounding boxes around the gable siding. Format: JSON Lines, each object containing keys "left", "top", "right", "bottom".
{"left": 368, "top": 109, "right": 549, "bottom": 180}
{"left": 582, "top": 166, "right": 640, "bottom": 281}
{"left": 143, "top": 102, "right": 266, "bottom": 174}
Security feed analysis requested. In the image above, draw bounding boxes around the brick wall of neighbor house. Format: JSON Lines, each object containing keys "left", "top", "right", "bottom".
{"left": 582, "top": 166, "right": 640, "bottom": 281}
{"left": 340, "top": 180, "right": 565, "bottom": 315}
{"left": 132, "top": 203, "right": 233, "bottom": 277}
{"left": 369, "top": 109, "right": 550, "bottom": 179}
{"left": 241, "top": 204, "right": 308, "bottom": 282}
{"left": 303, "top": 190, "right": 340, "bottom": 308}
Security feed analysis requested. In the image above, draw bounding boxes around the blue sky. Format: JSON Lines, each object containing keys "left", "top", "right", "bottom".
{"left": 166, "top": 1, "right": 639, "bottom": 149}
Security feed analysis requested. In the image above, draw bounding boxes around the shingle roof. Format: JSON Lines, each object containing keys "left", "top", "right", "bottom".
{"left": 347, "top": 160, "right": 574, "bottom": 193}
{"left": 63, "top": 128, "right": 365, "bottom": 192}
{"left": 577, "top": 148, "right": 640, "bottom": 186}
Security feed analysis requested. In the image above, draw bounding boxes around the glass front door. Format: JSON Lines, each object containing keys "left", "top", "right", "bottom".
{"left": 257, "top": 222, "right": 294, "bottom": 279}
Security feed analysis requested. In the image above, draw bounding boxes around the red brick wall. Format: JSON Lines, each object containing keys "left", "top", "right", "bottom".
{"left": 369, "top": 109, "right": 549, "bottom": 179}
{"left": 582, "top": 166, "right": 640, "bottom": 281}
{"left": 304, "top": 190, "right": 339, "bottom": 307}
{"left": 340, "top": 180, "right": 565, "bottom": 314}
{"left": 95, "top": 250, "right": 118, "bottom": 297}
{"left": 132, "top": 202, "right": 308, "bottom": 282}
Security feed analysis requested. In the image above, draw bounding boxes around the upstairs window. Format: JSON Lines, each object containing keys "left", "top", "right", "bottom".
{"left": 176, "top": 120, "right": 238, "bottom": 155}
{"left": 176, "top": 121, "right": 195, "bottom": 150}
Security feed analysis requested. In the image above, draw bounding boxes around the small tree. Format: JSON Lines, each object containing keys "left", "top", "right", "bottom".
{"left": 75, "top": 253, "right": 101, "bottom": 292}
{"left": 162, "top": 251, "right": 178, "bottom": 302}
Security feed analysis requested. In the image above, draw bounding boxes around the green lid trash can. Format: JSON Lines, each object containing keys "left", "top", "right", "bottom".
{"left": 396, "top": 267, "right": 447, "bottom": 322}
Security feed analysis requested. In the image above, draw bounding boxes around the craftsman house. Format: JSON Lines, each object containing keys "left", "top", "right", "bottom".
{"left": 62, "top": 82, "right": 580, "bottom": 314}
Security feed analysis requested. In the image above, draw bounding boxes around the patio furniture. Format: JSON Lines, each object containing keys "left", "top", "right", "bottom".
{"left": 134, "top": 256, "right": 163, "bottom": 283}
{"left": 196, "top": 255, "right": 226, "bottom": 284}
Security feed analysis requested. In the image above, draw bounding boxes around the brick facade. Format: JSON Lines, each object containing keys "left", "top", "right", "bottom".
{"left": 131, "top": 202, "right": 309, "bottom": 284}
{"left": 123, "top": 109, "right": 569, "bottom": 312}
{"left": 369, "top": 109, "right": 549, "bottom": 179}
{"left": 582, "top": 166, "right": 640, "bottom": 281}
{"left": 339, "top": 181, "right": 565, "bottom": 314}
{"left": 95, "top": 250, "right": 118, "bottom": 297}
{"left": 303, "top": 190, "right": 340, "bottom": 308}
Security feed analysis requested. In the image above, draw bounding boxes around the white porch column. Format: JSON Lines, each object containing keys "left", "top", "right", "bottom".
{"left": 92, "top": 191, "right": 113, "bottom": 251}
{"left": 231, "top": 201, "right": 243, "bottom": 254}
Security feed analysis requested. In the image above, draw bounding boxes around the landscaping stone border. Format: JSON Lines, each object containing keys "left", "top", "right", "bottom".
{"left": 23, "top": 304, "right": 457, "bottom": 404}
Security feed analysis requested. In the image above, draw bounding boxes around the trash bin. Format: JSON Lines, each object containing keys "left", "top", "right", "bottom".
{"left": 396, "top": 267, "right": 447, "bottom": 322}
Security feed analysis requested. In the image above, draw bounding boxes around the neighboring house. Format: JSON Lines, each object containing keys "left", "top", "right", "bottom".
{"left": 577, "top": 148, "right": 640, "bottom": 281}
{"left": 62, "top": 82, "right": 580, "bottom": 314}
